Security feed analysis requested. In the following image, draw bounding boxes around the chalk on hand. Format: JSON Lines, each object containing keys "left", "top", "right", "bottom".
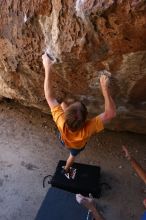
{"left": 46, "top": 53, "right": 54, "bottom": 61}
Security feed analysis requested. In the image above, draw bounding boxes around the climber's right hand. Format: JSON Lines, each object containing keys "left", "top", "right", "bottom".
{"left": 42, "top": 53, "right": 53, "bottom": 71}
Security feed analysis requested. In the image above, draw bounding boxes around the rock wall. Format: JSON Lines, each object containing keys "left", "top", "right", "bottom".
{"left": 0, "top": 0, "right": 146, "bottom": 134}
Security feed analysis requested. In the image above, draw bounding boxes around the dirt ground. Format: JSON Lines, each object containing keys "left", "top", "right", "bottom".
{"left": 0, "top": 100, "right": 145, "bottom": 220}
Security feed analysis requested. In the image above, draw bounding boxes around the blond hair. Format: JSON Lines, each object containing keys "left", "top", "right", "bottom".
{"left": 65, "top": 102, "right": 87, "bottom": 132}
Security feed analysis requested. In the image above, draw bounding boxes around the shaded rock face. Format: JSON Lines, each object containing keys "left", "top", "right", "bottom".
{"left": 0, "top": 0, "right": 146, "bottom": 134}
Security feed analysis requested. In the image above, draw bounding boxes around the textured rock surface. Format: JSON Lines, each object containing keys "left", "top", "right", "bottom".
{"left": 0, "top": 0, "right": 146, "bottom": 133}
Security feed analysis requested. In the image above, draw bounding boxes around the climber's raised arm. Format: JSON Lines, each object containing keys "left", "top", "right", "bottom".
{"left": 42, "top": 53, "right": 58, "bottom": 109}
{"left": 98, "top": 73, "right": 116, "bottom": 124}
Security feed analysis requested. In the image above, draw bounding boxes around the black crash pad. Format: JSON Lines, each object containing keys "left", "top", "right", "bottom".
{"left": 50, "top": 160, "right": 101, "bottom": 198}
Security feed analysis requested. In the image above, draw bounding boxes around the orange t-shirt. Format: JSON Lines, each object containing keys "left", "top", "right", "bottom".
{"left": 51, "top": 105, "right": 104, "bottom": 149}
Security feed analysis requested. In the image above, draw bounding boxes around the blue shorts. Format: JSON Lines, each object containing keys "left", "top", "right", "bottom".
{"left": 69, "top": 146, "right": 85, "bottom": 157}
{"left": 141, "top": 211, "right": 146, "bottom": 220}
{"left": 58, "top": 132, "right": 86, "bottom": 157}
